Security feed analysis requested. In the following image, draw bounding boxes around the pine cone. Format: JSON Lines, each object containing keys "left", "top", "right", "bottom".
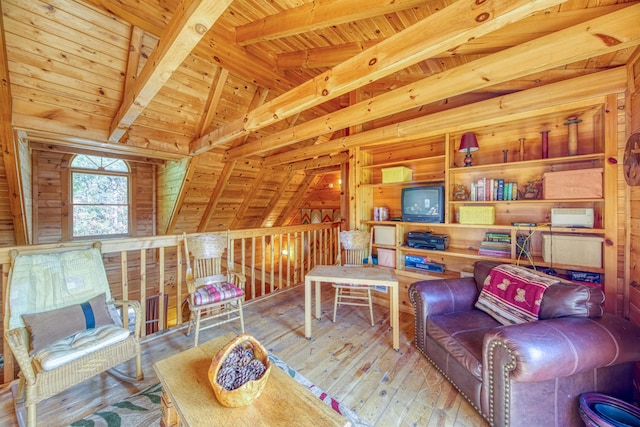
{"left": 217, "top": 365, "right": 237, "bottom": 391}
{"left": 238, "top": 348, "right": 254, "bottom": 367}
{"left": 247, "top": 358, "right": 266, "bottom": 380}
{"left": 233, "top": 366, "right": 252, "bottom": 389}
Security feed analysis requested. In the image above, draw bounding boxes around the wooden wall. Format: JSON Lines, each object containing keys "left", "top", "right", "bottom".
{"left": 32, "top": 150, "right": 155, "bottom": 243}
{"left": 627, "top": 46, "right": 640, "bottom": 326}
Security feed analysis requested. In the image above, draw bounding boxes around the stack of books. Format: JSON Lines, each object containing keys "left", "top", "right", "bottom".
{"left": 478, "top": 232, "right": 511, "bottom": 258}
{"left": 469, "top": 178, "right": 518, "bottom": 201}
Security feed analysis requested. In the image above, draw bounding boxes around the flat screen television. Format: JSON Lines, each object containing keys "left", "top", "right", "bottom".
{"left": 401, "top": 184, "right": 445, "bottom": 223}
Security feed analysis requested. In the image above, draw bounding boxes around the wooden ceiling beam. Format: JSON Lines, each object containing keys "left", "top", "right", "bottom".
{"left": 80, "top": 0, "right": 168, "bottom": 36}
{"left": 277, "top": 40, "right": 381, "bottom": 70}
{"left": 197, "top": 67, "right": 227, "bottom": 137}
{"left": 108, "top": 0, "right": 232, "bottom": 143}
{"left": 264, "top": 67, "right": 627, "bottom": 166}
{"left": 260, "top": 169, "right": 297, "bottom": 228}
{"left": 197, "top": 160, "right": 235, "bottom": 232}
{"left": 273, "top": 173, "right": 318, "bottom": 227}
{"left": 29, "top": 141, "right": 166, "bottom": 165}
{"left": 274, "top": 4, "right": 628, "bottom": 70}
{"left": 191, "top": 0, "right": 567, "bottom": 155}
{"left": 165, "top": 157, "right": 199, "bottom": 235}
{"left": 229, "top": 4, "right": 640, "bottom": 159}
{"left": 288, "top": 153, "right": 349, "bottom": 171}
{"left": 0, "top": 2, "right": 27, "bottom": 246}
{"left": 235, "top": 0, "right": 426, "bottom": 46}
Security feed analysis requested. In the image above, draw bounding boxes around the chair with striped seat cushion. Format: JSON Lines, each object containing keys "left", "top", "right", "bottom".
{"left": 183, "top": 232, "right": 246, "bottom": 346}
{"left": 192, "top": 282, "right": 244, "bottom": 305}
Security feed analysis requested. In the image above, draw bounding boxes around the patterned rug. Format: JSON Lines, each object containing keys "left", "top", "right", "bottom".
{"left": 69, "top": 353, "right": 371, "bottom": 426}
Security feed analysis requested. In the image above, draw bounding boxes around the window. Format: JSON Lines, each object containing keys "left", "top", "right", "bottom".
{"left": 70, "top": 155, "right": 130, "bottom": 238}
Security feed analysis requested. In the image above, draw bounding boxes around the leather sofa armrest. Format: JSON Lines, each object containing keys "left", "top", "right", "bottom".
{"left": 408, "top": 277, "right": 479, "bottom": 317}
{"left": 483, "top": 314, "right": 640, "bottom": 384}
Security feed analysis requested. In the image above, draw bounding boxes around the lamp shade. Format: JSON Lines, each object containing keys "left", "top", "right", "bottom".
{"left": 459, "top": 133, "right": 479, "bottom": 152}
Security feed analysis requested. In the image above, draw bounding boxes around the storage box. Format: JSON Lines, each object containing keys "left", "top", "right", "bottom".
{"left": 374, "top": 226, "right": 395, "bottom": 245}
{"left": 543, "top": 168, "right": 603, "bottom": 199}
{"left": 459, "top": 206, "right": 495, "bottom": 225}
{"left": 542, "top": 233, "right": 603, "bottom": 268}
{"left": 377, "top": 248, "right": 396, "bottom": 268}
{"left": 381, "top": 166, "right": 412, "bottom": 183}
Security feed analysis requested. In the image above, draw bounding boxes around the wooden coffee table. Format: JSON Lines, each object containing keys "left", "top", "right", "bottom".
{"left": 154, "top": 332, "right": 350, "bottom": 427}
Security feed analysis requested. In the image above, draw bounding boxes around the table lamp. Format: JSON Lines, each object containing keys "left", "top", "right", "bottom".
{"left": 459, "top": 133, "right": 479, "bottom": 167}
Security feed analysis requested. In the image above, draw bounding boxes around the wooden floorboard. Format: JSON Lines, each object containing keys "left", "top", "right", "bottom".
{"left": 0, "top": 284, "right": 489, "bottom": 427}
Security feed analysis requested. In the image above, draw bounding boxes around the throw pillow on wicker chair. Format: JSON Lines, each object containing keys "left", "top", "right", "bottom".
{"left": 21, "top": 292, "right": 114, "bottom": 354}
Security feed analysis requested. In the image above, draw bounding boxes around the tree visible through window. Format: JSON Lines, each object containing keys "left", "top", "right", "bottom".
{"left": 71, "top": 155, "right": 130, "bottom": 238}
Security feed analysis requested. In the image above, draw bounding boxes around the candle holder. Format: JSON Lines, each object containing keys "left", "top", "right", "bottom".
{"left": 503, "top": 149, "right": 509, "bottom": 163}
{"left": 519, "top": 138, "right": 526, "bottom": 162}
{"left": 541, "top": 130, "right": 550, "bottom": 159}
{"left": 564, "top": 117, "right": 582, "bottom": 156}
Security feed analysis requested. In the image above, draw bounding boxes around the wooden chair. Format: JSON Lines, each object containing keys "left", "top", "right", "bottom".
{"left": 332, "top": 230, "right": 375, "bottom": 326}
{"left": 3, "top": 243, "right": 143, "bottom": 427}
{"left": 183, "top": 232, "right": 246, "bottom": 346}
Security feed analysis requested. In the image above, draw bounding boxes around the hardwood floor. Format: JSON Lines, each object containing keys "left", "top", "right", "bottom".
{"left": 0, "top": 284, "right": 489, "bottom": 426}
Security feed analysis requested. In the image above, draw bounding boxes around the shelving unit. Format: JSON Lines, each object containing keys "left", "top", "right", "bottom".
{"left": 357, "top": 102, "right": 614, "bottom": 291}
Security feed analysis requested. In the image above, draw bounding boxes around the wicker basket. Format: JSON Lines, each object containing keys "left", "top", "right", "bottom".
{"left": 208, "top": 334, "right": 271, "bottom": 407}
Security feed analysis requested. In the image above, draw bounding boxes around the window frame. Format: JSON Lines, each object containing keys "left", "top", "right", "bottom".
{"left": 69, "top": 155, "right": 132, "bottom": 240}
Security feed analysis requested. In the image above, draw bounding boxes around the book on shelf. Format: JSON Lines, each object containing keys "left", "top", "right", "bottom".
{"left": 478, "top": 248, "right": 512, "bottom": 258}
{"left": 466, "top": 179, "right": 518, "bottom": 201}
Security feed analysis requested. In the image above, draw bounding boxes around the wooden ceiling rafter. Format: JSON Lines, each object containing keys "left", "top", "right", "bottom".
{"left": 264, "top": 67, "right": 627, "bottom": 166}
{"left": 0, "top": 1, "right": 28, "bottom": 246}
{"left": 229, "top": 166, "right": 270, "bottom": 229}
{"left": 80, "top": 0, "right": 168, "bottom": 37}
{"left": 197, "top": 159, "right": 235, "bottom": 232}
{"left": 28, "top": 141, "right": 166, "bottom": 165}
{"left": 164, "top": 157, "right": 199, "bottom": 235}
{"left": 191, "top": 0, "right": 568, "bottom": 155}
{"left": 124, "top": 26, "right": 144, "bottom": 96}
{"left": 108, "top": 0, "right": 233, "bottom": 143}
{"left": 235, "top": 0, "right": 428, "bottom": 46}
{"left": 288, "top": 152, "right": 349, "bottom": 171}
{"left": 276, "top": 40, "right": 381, "bottom": 70}
{"left": 197, "top": 66, "right": 228, "bottom": 137}
{"left": 228, "top": 4, "right": 640, "bottom": 160}
{"left": 260, "top": 168, "right": 297, "bottom": 228}
{"left": 273, "top": 2, "right": 628, "bottom": 71}
{"left": 274, "top": 173, "right": 319, "bottom": 227}
{"left": 194, "top": 83, "right": 272, "bottom": 232}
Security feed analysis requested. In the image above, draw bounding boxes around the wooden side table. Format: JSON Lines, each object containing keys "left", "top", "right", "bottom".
{"left": 154, "top": 332, "right": 350, "bottom": 426}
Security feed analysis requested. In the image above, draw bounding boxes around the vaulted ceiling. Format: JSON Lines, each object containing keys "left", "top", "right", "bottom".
{"left": 1, "top": 0, "right": 639, "bottom": 239}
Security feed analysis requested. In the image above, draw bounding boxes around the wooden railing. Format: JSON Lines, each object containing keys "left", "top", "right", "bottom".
{"left": 1, "top": 222, "right": 340, "bottom": 384}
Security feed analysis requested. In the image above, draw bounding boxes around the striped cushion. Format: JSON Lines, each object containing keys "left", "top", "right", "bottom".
{"left": 193, "top": 282, "right": 244, "bottom": 306}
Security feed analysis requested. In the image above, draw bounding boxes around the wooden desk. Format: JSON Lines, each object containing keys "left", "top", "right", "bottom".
{"left": 154, "top": 332, "right": 349, "bottom": 427}
{"left": 304, "top": 265, "right": 399, "bottom": 350}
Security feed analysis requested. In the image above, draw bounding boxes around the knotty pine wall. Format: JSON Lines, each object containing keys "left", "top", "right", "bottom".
{"left": 31, "top": 149, "right": 176, "bottom": 305}
{"left": 627, "top": 47, "right": 640, "bottom": 326}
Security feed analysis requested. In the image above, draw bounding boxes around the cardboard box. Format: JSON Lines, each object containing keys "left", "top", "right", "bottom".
{"left": 542, "top": 233, "right": 603, "bottom": 268}
{"left": 543, "top": 168, "right": 603, "bottom": 199}
{"left": 377, "top": 248, "right": 396, "bottom": 268}
{"left": 459, "top": 206, "right": 495, "bottom": 225}
{"left": 374, "top": 226, "right": 395, "bottom": 245}
{"left": 381, "top": 166, "right": 412, "bottom": 183}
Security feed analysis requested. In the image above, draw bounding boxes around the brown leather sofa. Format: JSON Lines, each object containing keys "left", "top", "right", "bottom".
{"left": 408, "top": 261, "right": 640, "bottom": 427}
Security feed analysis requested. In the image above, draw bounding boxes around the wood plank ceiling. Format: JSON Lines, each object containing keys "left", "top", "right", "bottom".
{"left": 1, "top": 0, "right": 639, "bottom": 238}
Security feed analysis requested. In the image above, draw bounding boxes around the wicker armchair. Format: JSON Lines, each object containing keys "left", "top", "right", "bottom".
{"left": 3, "top": 243, "right": 143, "bottom": 427}
{"left": 332, "top": 230, "right": 375, "bottom": 326}
{"left": 183, "top": 232, "right": 246, "bottom": 346}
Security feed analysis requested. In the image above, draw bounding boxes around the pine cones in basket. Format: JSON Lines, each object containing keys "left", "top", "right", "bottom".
{"left": 209, "top": 334, "right": 271, "bottom": 407}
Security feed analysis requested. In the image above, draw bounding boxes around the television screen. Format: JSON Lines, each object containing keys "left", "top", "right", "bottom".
{"left": 401, "top": 185, "right": 445, "bottom": 223}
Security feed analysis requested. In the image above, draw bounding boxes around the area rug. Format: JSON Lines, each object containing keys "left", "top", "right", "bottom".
{"left": 69, "top": 353, "right": 371, "bottom": 427}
